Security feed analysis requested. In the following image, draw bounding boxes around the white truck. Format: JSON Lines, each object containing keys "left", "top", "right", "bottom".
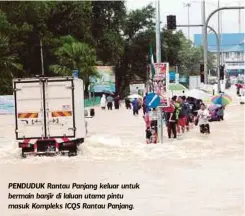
{"left": 13, "top": 76, "right": 93, "bottom": 158}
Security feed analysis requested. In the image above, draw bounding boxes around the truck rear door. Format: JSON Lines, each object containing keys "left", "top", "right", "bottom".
{"left": 14, "top": 80, "right": 45, "bottom": 139}
{"left": 45, "top": 79, "right": 75, "bottom": 138}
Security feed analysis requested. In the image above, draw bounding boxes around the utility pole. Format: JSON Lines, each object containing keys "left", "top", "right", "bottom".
{"left": 238, "top": 2, "right": 241, "bottom": 33}
{"left": 156, "top": 0, "right": 161, "bottom": 64}
{"left": 155, "top": 0, "right": 164, "bottom": 144}
{"left": 184, "top": 3, "right": 191, "bottom": 40}
{"left": 218, "top": 0, "right": 221, "bottom": 64}
{"left": 220, "top": 8, "right": 223, "bottom": 64}
{"left": 202, "top": 0, "right": 208, "bottom": 84}
{"left": 40, "top": 39, "right": 44, "bottom": 76}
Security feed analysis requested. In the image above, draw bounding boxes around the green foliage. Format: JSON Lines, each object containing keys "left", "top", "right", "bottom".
{"left": 124, "top": 4, "right": 155, "bottom": 39}
{"left": 0, "top": 10, "right": 23, "bottom": 94}
{"left": 50, "top": 35, "right": 97, "bottom": 81}
{"left": 0, "top": 1, "right": 215, "bottom": 96}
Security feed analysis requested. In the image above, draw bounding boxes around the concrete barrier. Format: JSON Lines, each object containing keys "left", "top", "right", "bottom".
{"left": 0, "top": 95, "right": 14, "bottom": 114}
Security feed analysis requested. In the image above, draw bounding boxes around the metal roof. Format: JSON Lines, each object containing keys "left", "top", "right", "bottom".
{"left": 194, "top": 33, "right": 244, "bottom": 52}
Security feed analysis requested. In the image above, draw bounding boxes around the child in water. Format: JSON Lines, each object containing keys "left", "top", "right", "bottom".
{"left": 196, "top": 103, "right": 211, "bottom": 134}
{"left": 143, "top": 113, "right": 157, "bottom": 144}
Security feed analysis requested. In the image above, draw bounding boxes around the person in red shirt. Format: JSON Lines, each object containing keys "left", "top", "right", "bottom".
{"left": 177, "top": 96, "right": 187, "bottom": 134}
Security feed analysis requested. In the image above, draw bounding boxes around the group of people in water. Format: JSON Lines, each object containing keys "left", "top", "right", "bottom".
{"left": 100, "top": 92, "right": 225, "bottom": 144}
{"left": 142, "top": 94, "right": 225, "bottom": 143}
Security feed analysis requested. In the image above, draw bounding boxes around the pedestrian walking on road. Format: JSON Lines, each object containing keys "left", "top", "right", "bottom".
{"left": 172, "top": 96, "right": 181, "bottom": 135}
{"left": 114, "top": 95, "right": 120, "bottom": 109}
{"left": 132, "top": 98, "right": 139, "bottom": 115}
{"left": 107, "top": 95, "right": 113, "bottom": 110}
{"left": 181, "top": 96, "right": 191, "bottom": 132}
{"left": 125, "top": 98, "right": 131, "bottom": 109}
{"left": 165, "top": 102, "right": 177, "bottom": 139}
{"left": 100, "top": 94, "right": 106, "bottom": 110}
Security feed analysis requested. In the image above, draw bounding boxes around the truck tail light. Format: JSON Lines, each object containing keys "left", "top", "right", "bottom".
{"left": 19, "top": 143, "right": 31, "bottom": 148}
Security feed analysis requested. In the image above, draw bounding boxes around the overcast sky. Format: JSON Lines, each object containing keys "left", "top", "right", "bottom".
{"left": 126, "top": 0, "right": 244, "bottom": 41}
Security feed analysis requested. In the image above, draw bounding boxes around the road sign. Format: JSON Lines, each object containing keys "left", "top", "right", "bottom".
{"left": 145, "top": 92, "right": 160, "bottom": 108}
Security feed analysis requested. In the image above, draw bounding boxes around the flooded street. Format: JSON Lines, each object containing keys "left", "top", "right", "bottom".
{"left": 0, "top": 87, "right": 243, "bottom": 216}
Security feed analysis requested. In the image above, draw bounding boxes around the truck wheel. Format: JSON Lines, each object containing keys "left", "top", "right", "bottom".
{"left": 68, "top": 145, "right": 77, "bottom": 157}
{"left": 21, "top": 149, "right": 27, "bottom": 158}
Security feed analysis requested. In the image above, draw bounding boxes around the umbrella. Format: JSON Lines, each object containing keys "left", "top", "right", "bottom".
{"left": 185, "top": 89, "right": 210, "bottom": 100}
{"left": 168, "top": 83, "right": 187, "bottom": 91}
{"left": 211, "top": 94, "right": 232, "bottom": 106}
{"left": 208, "top": 104, "right": 222, "bottom": 111}
{"left": 127, "top": 94, "right": 143, "bottom": 100}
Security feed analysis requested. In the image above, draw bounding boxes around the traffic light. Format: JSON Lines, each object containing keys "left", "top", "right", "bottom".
{"left": 200, "top": 64, "right": 204, "bottom": 83}
{"left": 219, "top": 65, "right": 224, "bottom": 80}
{"left": 167, "top": 15, "right": 176, "bottom": 30}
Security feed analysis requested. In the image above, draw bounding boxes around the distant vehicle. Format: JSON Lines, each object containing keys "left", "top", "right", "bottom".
{"left": 13, "top": 76, "right": 94, "bottom": 158}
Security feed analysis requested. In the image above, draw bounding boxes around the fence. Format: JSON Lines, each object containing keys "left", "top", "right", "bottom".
{"left": 0, "top": 95, "right": 100, "bottom": 114}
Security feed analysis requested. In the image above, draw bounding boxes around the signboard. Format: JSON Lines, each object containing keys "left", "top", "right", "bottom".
{"left": 89, "top": 66, "right": 115, "bottom": 93}
{"left": 149, "top": 62, "right": 170, "bottom": 107}
{"left": 129, "top": 84, "right": 145, "bottom": 95}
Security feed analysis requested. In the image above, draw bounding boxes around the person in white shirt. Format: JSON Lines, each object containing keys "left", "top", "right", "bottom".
{"left": 197, "top": 103, "right": 210, "bottom": 134}
{"left": 100, "top": 94, "right": 106, "bottom": 110}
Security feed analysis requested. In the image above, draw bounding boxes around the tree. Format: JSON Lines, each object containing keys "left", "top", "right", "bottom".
{"left": 178, "top": 38, "right": 216, "bottom": 76}
{"left": 0, "top": 33, "right": 23, "bottom": 94}
{"left": 0, "top": 1, "right": 55, "bottom": 76}
{"left": 49, "top": 35, "right": 97, "bottom": 94}
{"left": 0, "top": 10, "right": 23, "bottom": 94}
{"left": 123, "top": 4, "right": 155, "bottom": 40}
{"left": 91, "top": 1, "right": 126, "bottom": 66}
{"left": 0, "top": 1, "right": 217, "bottom": 97}
{"left": 48, "top": 1, "right": 92, "bottom": 43}
{"left": 115, "top": 4, "right": 155, "bottom": 94}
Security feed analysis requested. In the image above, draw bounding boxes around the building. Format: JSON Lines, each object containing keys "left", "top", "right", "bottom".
{"left": 194, "top": 33, "right": 244, "bottom": 77}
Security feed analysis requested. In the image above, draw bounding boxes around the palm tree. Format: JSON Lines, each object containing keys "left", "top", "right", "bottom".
{"left": 49, "top": 35, "right": 98, "bottom": 92}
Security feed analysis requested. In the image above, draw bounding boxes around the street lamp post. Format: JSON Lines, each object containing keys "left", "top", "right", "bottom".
{"left": 155, "top": 0, "right": 161, "bottom": 64}
{"left": 203, "top": 6, "right": 245, "bottom": 92}
{"left": 177, "top": 24, "right": 221, "bottom": 83}
{"left": 183, "top": 2, "right": 192, "bottom": 40}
